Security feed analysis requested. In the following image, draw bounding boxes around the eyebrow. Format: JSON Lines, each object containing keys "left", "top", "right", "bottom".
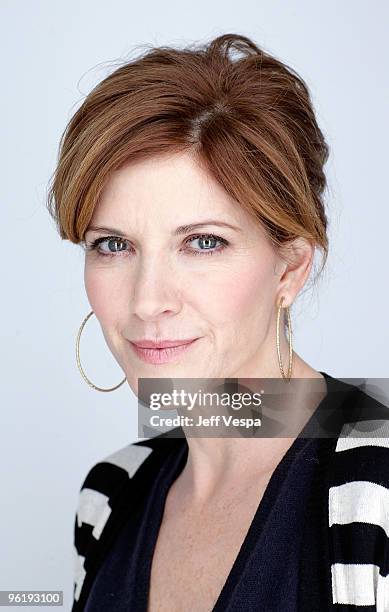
{"left": 85, "top": 220, "right": 242, "bottom": 237}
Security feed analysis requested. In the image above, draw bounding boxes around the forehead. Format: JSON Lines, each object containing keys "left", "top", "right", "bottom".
{"left": 90, "top": 151, "right": 269, "bottom": 248}
{"left": 96, "top": 151, "right": 242, "bottom": 220}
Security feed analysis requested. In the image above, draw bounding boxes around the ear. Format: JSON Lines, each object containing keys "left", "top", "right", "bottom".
{"left": 275, "top": 237, "right": 315, "bottom": 306}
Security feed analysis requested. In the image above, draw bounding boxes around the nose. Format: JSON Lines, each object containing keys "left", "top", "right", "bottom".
{"left": 131, "top": 256, "right": 182, "bottom": 322}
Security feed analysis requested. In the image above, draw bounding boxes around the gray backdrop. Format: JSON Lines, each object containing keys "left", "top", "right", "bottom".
{"left": 2, "top": 0, "right": 388, "bottom": 608}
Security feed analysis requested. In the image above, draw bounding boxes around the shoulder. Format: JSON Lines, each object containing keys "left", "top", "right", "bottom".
{"left": 72, "top": 429, "right": 183, "bottom": 609}
{"left": 328, "top": 384, "right": 389, "bottom": 609}
{"left": 75, "top": 428, "right": 183, "bottom": 532}
{"left": 74, "top": 439, "right": 155, "bottom": 540}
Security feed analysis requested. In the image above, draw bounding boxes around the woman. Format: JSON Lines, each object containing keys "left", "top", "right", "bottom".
{"left": 47, "top": 33, "right": 389, "bottom": 611}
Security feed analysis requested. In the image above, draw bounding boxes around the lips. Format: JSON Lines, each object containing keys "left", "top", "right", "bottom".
{"left": 131, "top": 338, "right": 197, "bottom": 349}
{"left": 129, "top": 338, "right": 199, "bottom": 364}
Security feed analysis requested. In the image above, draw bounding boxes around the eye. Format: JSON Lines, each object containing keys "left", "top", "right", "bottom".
{"left": 183, "top": 233, "right": 228, "bottom": 256}
{"left": 84, "top": 232, "right": 229, "bottom": 259}
{"left": 84, "top": 236, "right": 131, "bottom": 258}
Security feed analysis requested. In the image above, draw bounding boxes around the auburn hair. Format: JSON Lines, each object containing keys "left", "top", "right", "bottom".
{"left": 46, "top": 32, "right": 330, "bottom": 279}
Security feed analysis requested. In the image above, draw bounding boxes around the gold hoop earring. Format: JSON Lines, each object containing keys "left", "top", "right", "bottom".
{"left": 76, "top": 310, "right": 127, "bottom": 392}
{"left": 276, "top": 296, "right": 293, "bottom": 381}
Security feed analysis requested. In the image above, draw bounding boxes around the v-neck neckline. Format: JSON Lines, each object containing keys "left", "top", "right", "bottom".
{"left": 140, "top": 371, "right": 334, "bottom": 612}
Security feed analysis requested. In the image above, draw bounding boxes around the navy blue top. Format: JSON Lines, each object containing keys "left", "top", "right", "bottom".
{"left": 84, "top": 425, "right": 322, "bottom": 610}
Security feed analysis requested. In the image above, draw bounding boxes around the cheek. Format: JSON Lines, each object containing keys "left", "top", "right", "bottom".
{"left": 84, "top": 263, "right": 125, "bottom": 328}
{"left": 190, "top": 258, "right": 275, "bottom": 323}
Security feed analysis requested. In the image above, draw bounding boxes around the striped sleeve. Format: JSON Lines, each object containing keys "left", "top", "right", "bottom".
{"left": 329, "top": 420, "right": 389, "bottom": 610}
{"left": 72, "top": 442, "right": 153, "bottom": 610}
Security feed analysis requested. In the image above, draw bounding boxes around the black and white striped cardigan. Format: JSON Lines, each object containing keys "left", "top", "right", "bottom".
{"left": 72, "top": 374, "right": 389, "bottom": 611}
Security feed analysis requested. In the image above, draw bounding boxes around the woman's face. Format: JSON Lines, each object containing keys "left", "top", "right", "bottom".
{"left": 84, "top": 151, "right": 291, "bottom": 395}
